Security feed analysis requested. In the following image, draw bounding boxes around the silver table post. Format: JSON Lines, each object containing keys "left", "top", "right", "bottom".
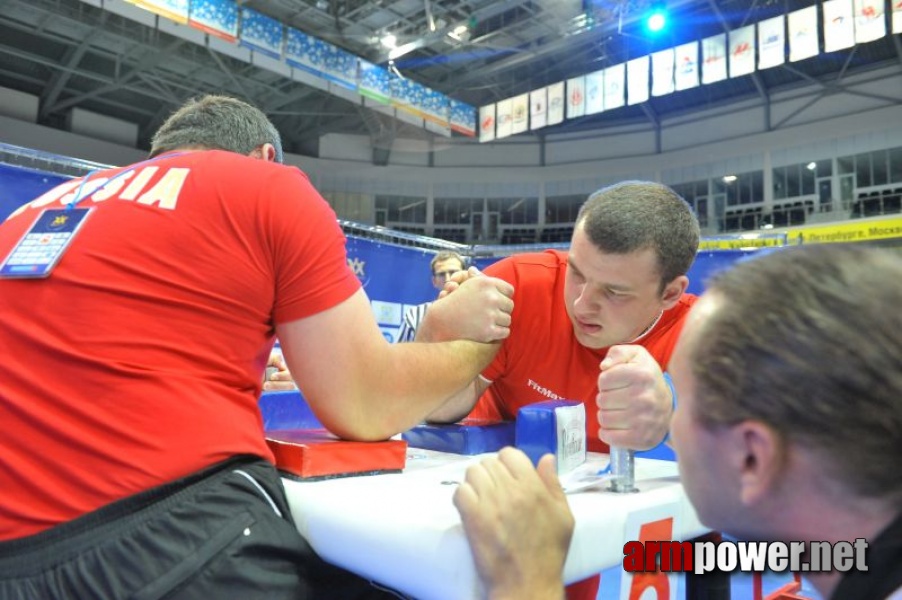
{"left": 608, "top": 446, "right": 637, "bottom": 493}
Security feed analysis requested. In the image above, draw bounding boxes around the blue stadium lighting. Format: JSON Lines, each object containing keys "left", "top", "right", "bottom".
{"left": 645, "top": 5, "right": 668, "bottom": 33}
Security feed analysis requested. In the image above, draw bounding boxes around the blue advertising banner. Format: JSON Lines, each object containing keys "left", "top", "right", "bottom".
{"left": 344, "top": 237, "right": 442, "bottom": 343}
{"left": 449, "top": 99, "right": 477, "bottom": 137}
{"left": 358, "top": 59, "right": 392, "bottom": 104}
{"left": 239, "top": 7, "right": 283, "bottom": 60}
{"left": 0, "top": 164, "right": 69, "bottom": 221}
{"left": 189, "top": 0, "right": 238, "bottom": 42}
{"left": 322, "top": 44, "right": 358, "bottom": 90}
{"left": 285, "top": 28, "right": 326, "bottom": 77}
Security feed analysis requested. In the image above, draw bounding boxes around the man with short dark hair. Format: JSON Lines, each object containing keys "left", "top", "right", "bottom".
{"left": 425, "top": 181, "right": 700, "bottom": 454}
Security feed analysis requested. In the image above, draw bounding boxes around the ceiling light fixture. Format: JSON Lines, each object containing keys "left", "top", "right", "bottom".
{"left": 381, "top": 34, "right": 397, "bottom": 49}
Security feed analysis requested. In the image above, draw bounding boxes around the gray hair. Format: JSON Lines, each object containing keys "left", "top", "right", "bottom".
{"left": 150, "top": 95, "right": 283, "bottom": 163}
{"left": 692, "top": 245, "right": 902, "bottom": 502}
{"left": 576, "top": 181, "right": 699, "bottom": 290}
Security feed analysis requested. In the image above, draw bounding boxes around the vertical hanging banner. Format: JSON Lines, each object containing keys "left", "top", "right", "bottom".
{"left": 189, "top": 0, "right": 238, "bottom": 42}
{"left": 566, "top": 76, "right": 586, "bottom": 120}
{"left": 627, "top": 56, "right": 650, "bottom": 105}
{"left": 652, "top": 48, "right": 675, "bottom": 97}
{"left": 529, "top": 87, "right": 547, "bottom": 130}
{"left": 322, "top": 43, "right": 358, "bottom": 89}
{"left": 511, "top": 93, "right": 529, "bottom": 135}
{"left": 547, "top": 82, "right": 565, "bottom": 126}
{"left": 358, "top": 59, "right": 392, "bottom": 104}
{"left": 853, "top": 0, "right": 886, "bottom": 43}
{"left": 674, "top": 41, "right": 699, "bottom": 91}
{"left": 729, "top": 25, "right": 756, "bottom": 78}
{"left": 495, "top": 98, "right": 513, "bottom": 139}
{"left": 125, "top": 0, "right": 188, "bottom": 23}
{"left": 789, "top": 5, "right": 820, "bottom": 62}
{"left": 479, "top": 104, "right": 496, "bottom": 143}
{"left": 604, "top": 63, "right": 625, "bottom": 110}
{"left": 584, "top": 69, "right": 604, "bottom": 115}
{"left": 895, "top": 0, "right": 902, "bottom": 33}
{"left": 240, "top": 7, "right": 283, "bottom": 60}
{"left": 450, "top": 99, "right": 477, "bottom": 137}
{"left": 702, "top": 34, "right": 727, "bottom": 84}
{"left": 758, "top": 15, "right": 786, "bottom": 69}
{"left": 286, "top": 28, "right": 325, "bottom": 77}
{"left": 823, "top": 0, "right": 855, "bottom": 52}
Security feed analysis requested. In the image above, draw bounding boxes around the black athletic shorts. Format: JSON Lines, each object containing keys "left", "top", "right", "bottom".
{"left": 0, "top": 456, "right": 404, "bottom": 599}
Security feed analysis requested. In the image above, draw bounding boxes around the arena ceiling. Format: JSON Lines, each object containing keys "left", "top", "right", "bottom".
{"left": 0, "top": 0, "right": 900, "bottom": 159}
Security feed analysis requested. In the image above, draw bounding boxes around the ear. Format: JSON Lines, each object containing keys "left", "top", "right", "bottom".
{"left": 660, "top": 275, "right": 689, "bottom": 309}
{"left": 732, "top": 421, "right": 785, "bottom": 507}
{"left": 249, "top": 144, "right": 277, "bottom": 162}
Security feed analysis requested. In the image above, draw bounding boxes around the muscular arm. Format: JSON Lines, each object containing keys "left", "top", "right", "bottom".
{"left": 277, "top": 289, "right": 500, "bottom": 441}
{"left": 425, "top": 375, "right": 492, "bottom": 423}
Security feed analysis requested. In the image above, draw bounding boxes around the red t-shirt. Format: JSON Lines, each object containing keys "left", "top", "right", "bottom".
{"left": 470, "top": 250, "right": 696, "bottom": 453}
{"left": 0, "top": 150, "right": 360, "bottom": 540}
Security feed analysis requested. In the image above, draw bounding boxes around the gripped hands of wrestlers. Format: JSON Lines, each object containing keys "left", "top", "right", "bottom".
{"left": 436, "top": 265, "right": 480, "bottom": 299}
{"left": 262, "top": 351, "right": 297, "bottom": 391}
{"left": 418, "top": 268, "right": 514, "bottom": 344}
{"left": 453, "top": 448, "right": 572, "bottom": 600}
{"left": 595, "top": 345, "right": 673, "bottom": 450}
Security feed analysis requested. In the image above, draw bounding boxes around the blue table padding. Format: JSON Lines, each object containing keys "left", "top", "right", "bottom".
{"left": 402, "top": 419, "right": 516, "bottom": 455}
{"left": 259, "top": 390, "right": 323, "bottom": 431}
{"left": 515, "top": 399, "right": 585, "bottom": 467}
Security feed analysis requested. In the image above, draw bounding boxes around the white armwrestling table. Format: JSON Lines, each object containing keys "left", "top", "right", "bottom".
{"left": 282, "top": 450, "right": 709, "bottom": 600}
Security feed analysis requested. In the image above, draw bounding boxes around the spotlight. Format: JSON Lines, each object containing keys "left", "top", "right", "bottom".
{"left": 644, "top": 3, "right": 668, "bottom": 33}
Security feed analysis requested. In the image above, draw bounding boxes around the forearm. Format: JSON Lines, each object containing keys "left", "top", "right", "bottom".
{"left": 425, "top": 376, "right": 488, "bottom": 423}
{"left": 320, "top": 339, "right": 499, "bottom": 441}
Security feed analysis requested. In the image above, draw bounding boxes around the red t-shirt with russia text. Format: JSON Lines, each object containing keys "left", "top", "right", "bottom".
{"left": 469, "top": 250, "right": 696, "bottom": 453}
{"left": 0, "top": 150, "right": 360, "bottom": 540}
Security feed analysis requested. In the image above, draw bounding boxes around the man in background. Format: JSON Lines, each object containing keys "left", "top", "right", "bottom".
{"left": 456, "top": 244, "right": 902, "bottom": 600}
{"left": 396, "top": 250, "right": 467, "bottom": 342}
{"left": 0, "top": 95, "right": 513, "bottom": 599}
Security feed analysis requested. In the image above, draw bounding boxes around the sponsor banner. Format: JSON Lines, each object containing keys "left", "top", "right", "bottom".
{"left": 652, "top": 48, "right": 675, "bottom": 97}
{"left": 627, "top": 56, "right": 649, "bottom": 105}
{"left": 853, "top": 0, "right": 886, "bottom": 43}
{"left": 702, "top": 34, "right": 727, "bottom": 84}
{"left": 729, "top": 25, "right": 755, "bottom": 77}
{"left": 585, "top": 70, "right": 605, "bottom": 114}
{"left": 604, "top": 63, "right": 625, "bottom": 110}
{"left": 547, "top": 81, "right": 565, "bottom": 126}
{"left": 566, "top": 76, "right": 586, "bottom": 119}
{"left": 240, "top": 7, "right": 283, "bottom": 60}
{"left": 511, "top": 93, "right": 529, "bottom": 135}
{"left": 450, "top": 99, "right": 477, "bottom": 137}
{"left": 823, "top": 0, "right": 855, "bottom": 52}
{"left": 358, "top": 59, "right": 392, "bottom": 104}
{"left": 125, "top": 0, "right": 188, "bottom": 23}
{"left": 495, "top": 98, "right": 513, "bottom": 139}
{"left": 286, "top": 28, "right": 325, "bottom": 77}
{"left": 530, "top": 87, "right": 548, "bottom": 130}
{"left": 479, "top": 103, "right": 496, "bottom": 143}
{"left": 758, "top": 15, "right": 786, "bottom": 69}
{"left": 789, "top": 5, "right": 820, "bottom": 62}
{"left": 189, "top": 0, "right": 238, "bottom": 42}
{"left": 674, "top": 42, "right": 699, "bottom": 91}
{"left": 787, "top": 218, "right": 902, "bottom": 245}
